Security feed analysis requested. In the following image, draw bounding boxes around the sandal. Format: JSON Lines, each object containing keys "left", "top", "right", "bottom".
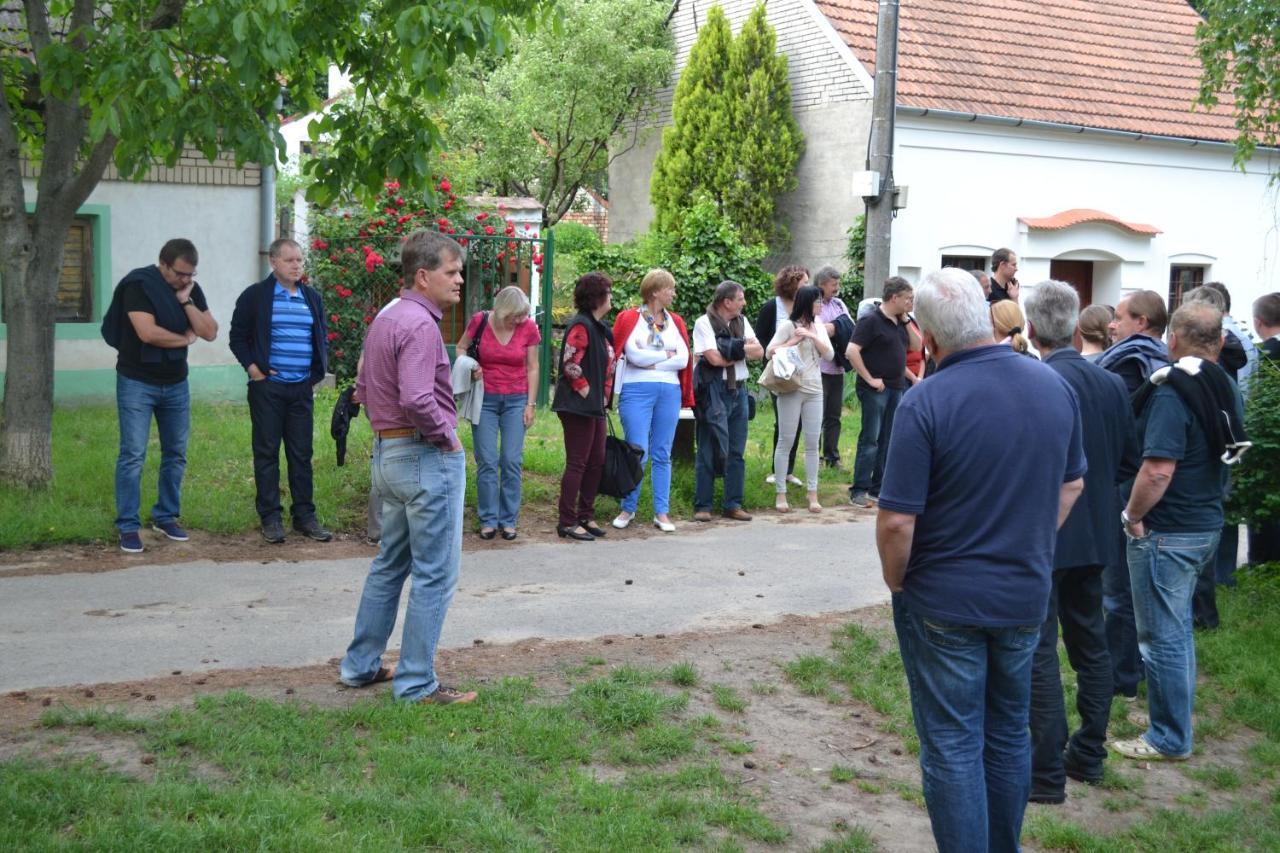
{"left": 1110, "top": 736, "right": 1187, "bottom": 761}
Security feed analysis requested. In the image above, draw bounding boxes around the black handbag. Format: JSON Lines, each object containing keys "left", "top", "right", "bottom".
{"left": 467, "top": 311, "right": 489, "bottom": 360}
{"left": 598, "top": 415, "right": 645, "bottom": 499}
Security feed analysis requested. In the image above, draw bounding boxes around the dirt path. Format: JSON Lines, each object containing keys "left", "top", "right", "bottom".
{"left": 2, "top": 608, "right": 1264, "bottom": 852}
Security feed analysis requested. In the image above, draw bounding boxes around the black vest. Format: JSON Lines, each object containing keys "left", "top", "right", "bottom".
{"left": 552, "top": 313, "right": 612, "bottom": 417}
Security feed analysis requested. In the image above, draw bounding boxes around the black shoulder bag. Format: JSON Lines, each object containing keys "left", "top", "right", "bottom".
{"left": 467, "top": 311, "right": 489, "bottom": 361}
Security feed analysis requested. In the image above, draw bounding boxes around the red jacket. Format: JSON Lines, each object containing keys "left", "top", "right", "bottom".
{"left": 612, "top": 307, "right": 696, "bottom": 408}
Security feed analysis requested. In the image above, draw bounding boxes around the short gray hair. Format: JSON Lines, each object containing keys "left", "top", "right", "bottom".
{"left": 915, "top": 268, "right": 994, "bottom": 352}
{"left": 401, "top": 229, "right": 464, "bottom": 282}
{"left": 491, "top": 285, "right": 531, "bottom": 325}
{"left": 1183, "top": 285, "right": 1226, "bottom": 313}
{"left": 1024, "top": 280, "right": 1080, "bottom": 350}
{"left": 812, "top": 265, "right": 841, "bottom": 288}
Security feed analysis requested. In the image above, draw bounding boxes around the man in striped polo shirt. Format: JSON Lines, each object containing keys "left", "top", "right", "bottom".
{"left": 230, "top": 238, "right": 332, "bottom": 544}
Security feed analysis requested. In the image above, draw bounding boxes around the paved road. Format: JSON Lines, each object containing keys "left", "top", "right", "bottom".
{"left": 1, "top": 517, "right": 887, "bottom": 692}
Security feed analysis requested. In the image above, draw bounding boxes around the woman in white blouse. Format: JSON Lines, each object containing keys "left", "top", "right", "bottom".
{"left": 766, "top": 285, "right": 834, "bottom": 513}
{"left": 610, "top": 269, "right": 694, "bottom": 532}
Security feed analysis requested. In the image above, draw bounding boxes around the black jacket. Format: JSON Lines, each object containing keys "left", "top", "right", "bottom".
{"left": 228, "top": 275, "right": 329, "bottom": 384}
{"left": 1044, "top": 348, "right": 1139, "bottom": 570}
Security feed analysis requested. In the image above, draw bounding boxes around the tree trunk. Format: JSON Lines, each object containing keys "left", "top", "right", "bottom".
{"left": 0, "top": 259, "right": 58, "bottom": 487}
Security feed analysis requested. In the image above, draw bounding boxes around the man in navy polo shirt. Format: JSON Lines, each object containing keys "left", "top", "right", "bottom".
{"left": 877, "top": 268, "right": 1085, "bottom": 852}
{"left": 229, "top": 238, "right": 332, "bottom": 544}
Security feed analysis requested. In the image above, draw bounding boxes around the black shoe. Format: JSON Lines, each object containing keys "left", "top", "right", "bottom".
{"left": 262, "top": 519, "right": 286, "bottom": 544}
{"left": 557, "top": 524, "right": 594, "bottom": 541}
{"left": 293, "top": 518, "right": 333, "bottom": 542}
{"left": 1062, "top": 752, "right": 1104, "bottom": 786}
{"left": 478, "top": 528, "right": 497, "bottom": 540}
{"left": 1028, "top": 789, "right": 1066, "bottom": 805}
{"left": 581, "top": 521, "right": 607, "bottom": 538}
{"left": 500, "top": 528, "right": 518, "bottom": 541}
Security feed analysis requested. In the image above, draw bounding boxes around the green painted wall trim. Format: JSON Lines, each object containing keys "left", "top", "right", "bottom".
{"left": 0, "top": 203, "right": 113, "bottom": 341}
{"left": 0, "top": 364, "right": 247, "bottom": 404}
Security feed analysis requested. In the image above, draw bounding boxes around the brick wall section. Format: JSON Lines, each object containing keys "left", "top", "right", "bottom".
{"left": 638, "top": 0, "right": 871, "bottom": 130}
{"left": 20, "top": 148, "right": 262, "bottom": 187}
{"left": 560, "top": 208, "right": 609, "bottom": 242}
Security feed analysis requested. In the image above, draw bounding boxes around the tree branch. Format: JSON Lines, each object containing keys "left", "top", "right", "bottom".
{"left": 148, "top": 0, "right": 188, "bottom": 30}
{"left": 22, "top": 0, "right": 52, "bottom": 54}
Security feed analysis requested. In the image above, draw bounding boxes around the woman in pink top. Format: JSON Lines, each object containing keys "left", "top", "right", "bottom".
{"left": 456, "top": 286, "right": 542, "bottom": 540}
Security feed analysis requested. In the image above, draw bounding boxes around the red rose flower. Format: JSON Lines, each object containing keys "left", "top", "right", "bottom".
{"left": 327, "top": 331, "right": 339, "bottom": 342}
{"left": 439, "top": 179, "right": 451, "bottom": 192}
{"left": 484, "top": 225, "right": 495, "bottom": 235}
{"left": 311, "top": 238, "right": 329, "bottom": 250}
{"left": 475, "top": 212, "right": 488, "bottom": 221}
{"left": 443, "top": 200, "right": 454, "bottom": 210}
{"left": 363, "top": 315, "right": 373, "bottom": 325}
{"left": 330, "top": 313, "right": 339, "bottom": 323}
{"left": 385, "top": 179, "right": 400, "bottom": 191}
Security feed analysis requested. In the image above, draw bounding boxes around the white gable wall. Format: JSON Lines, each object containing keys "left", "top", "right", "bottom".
{"left": 891, "top": 115, "right": 1280, "bottom": 318}
{"left": 609, "top": 0, "right": 873, "bottom": 270}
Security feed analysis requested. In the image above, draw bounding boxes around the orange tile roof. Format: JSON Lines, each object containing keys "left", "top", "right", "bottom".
{"left": 1019, "top": 208, "right": 1162, "bottom": 236}
{"left": 813, "top": 0, "right": 1239, "bottom": 144}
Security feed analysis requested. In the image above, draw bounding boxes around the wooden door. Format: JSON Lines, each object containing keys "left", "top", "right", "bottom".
{"left": 1049, "top": 260, "right": 1094, "bottom": 307}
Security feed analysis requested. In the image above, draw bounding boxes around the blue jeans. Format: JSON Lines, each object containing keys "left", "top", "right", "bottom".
{"left": 894, "top": 595, "right": 1039, "bottom": 853}
{"left": 852, "top": 383, "right": 902, "bottom": 495}
{"left": 618, "top": 381, "right": 681, "bottom": 515}
{"left": 1126, "top": 530, "right": 1218, "bottom": 757}
{"left": 472, "top": 392, "right": 528, "bottom": 529}
{"left": 341, "top": 438, "right": 466, "bottom": 702}
{"left": 114, "top": 375, "right": 190, "bottom": 533}
{"left": 694, "top": 381, "right": 749, "bottom": 512}
{"left": 1103, "top": 525, "right": 1142, "bottom": 697}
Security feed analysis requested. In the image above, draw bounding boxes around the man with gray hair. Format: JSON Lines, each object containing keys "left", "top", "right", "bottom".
{"left": 339, "top": 229, "right": 476, "bottom": 706}
{"left": 1113, "top": 301, "right": 1244, "bottom": 761}
{"left": 877, "top": 268, "right": 1085, "bottom": 848}
{"left": 1024, "top": 281, "right": 1136, "bottom": 803}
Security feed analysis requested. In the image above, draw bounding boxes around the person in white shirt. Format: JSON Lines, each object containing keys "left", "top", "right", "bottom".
{"left": 611, "top": 269, "right": 692, "bottom": 532}
{"left": 691, "top": 281, "right": 763, "bottom": 521}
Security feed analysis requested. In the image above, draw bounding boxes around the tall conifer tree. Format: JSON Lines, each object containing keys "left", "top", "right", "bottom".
{"left": 649, "top": 3, "right": 802, "bottom": 249}
{"left": 650, "top": 6, "right": 734, "bottom": 236}
{"left": 725, "top": 2, "right": 802, "bottom": 247}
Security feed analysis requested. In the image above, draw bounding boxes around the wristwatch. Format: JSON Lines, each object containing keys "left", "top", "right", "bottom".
{"left": 1121, "top": 510, "right": 1142, "bottom": 531}
{"left": 179, "top": 300, "right": 192, "bottom": 307}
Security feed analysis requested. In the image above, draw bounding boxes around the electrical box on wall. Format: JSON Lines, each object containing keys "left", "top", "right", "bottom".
{"left": 851, "top": 171, "right": 881, "bottom": 200}
{"left": 892, "top": 185, "right": 908, "bottom": 210}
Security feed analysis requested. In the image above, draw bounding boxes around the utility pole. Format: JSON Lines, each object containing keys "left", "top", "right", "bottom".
{"left": 862, "top": 0, "right": 899, "bottom": 298}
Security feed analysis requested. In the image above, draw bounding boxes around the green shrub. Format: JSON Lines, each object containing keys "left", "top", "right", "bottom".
{"left": 551, "top": 221, "right": 603, "bottom": 255}
{"left": 1231, "top": 357, "right": 1280, "bottom": 524}
{"left": 840, "top": 215, "right": 866, "bottom": 304}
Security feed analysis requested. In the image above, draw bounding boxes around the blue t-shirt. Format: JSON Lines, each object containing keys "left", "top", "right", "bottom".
{"left": 878, "top": 344, "right": 1087, "bottom": 627}
{"left": 268, "top": 282, "right": 314, "bottom": 384}
{"left": 1126, "top": 384, "right": 1226, "bottom": 533}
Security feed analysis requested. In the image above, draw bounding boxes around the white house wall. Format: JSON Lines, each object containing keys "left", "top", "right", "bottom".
{"left": 609, "top": 0, "right": 873, "bottom": 270}
{"left": 6, "top": 177, "right": 263, "bottom": 399}
{"left": 891, "top": 116, "right": 1280, "bottom": 314}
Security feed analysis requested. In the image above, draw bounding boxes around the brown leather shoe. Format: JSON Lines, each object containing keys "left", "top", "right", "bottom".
{"left": 416, "top": 686, "right": 478, "bottom": 706}
{"left": 722, "top": 508, "right": 752, "bottom": 521}
{"left": 693, "top": 510, "right": 713, "bottom": 522}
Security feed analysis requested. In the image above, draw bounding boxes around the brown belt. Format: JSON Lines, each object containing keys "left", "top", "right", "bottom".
{"left": 376, "top": 427, "right": 418, "bottom": 439}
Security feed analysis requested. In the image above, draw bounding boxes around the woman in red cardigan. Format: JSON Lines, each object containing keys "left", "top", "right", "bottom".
{"left": 610, "top": 269, "right": 695, "bottom": 532}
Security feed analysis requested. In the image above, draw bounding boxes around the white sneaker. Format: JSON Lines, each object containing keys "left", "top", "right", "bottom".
{"left": 765, "top": 473, "right": 776, "bottom": 484}
{"left": 653, "top": 518, "right": 676, "bottom": 533}
{"left": 611, "top": 513, "right": 633, "bottom": 529}
{"left": 786, "top": 474, "right": 803, "bottom": 487}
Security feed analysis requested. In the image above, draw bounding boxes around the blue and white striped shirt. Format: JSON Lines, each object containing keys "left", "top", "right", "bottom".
{"left": 269, "top": 282, "right": 314, "bottom": 384}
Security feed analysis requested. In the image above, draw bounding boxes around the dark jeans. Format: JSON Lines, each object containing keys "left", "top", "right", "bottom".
{"left": 557, "top": 412, "right": 606, "bottom": 527}
{"left": 769, "top": 392, "right": 798, "bottom": 476}
{"left": 247, "top": 379, "right": 316, "bottom": 524}
{"left": 820, "top": 371, "right": 845, "bottom": 465}
{"left": 694, "top": 381, "right": 749, "bottom": 512}
{"left": 1103, "top": 527, "right": 1142, "bottom": 697}
{"left": 1192, "top": 523, "right": 1238, "bottom": 630}
{"left": 893, "top": 595, "right": 1037, "bottom": 853}
{"left": 1030, "top": 566, "right": 1112, "bottom": 795}
{"left": 852, "top": 383, "right": 903, "bottom": 495}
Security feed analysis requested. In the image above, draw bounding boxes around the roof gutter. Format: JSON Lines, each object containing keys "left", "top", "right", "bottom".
{"left": 897, "top": 106, "right": 1279, "bottom": 154}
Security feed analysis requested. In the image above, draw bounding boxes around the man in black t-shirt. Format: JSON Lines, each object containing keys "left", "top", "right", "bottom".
{"left": 847, "top": 276, "right": 914, "bottom": 507}
{"left": 989, "top": 248, "right": 1020, "bottom": 304}
{"left": 103, "top": 238, "right": 218, "bottom": 553}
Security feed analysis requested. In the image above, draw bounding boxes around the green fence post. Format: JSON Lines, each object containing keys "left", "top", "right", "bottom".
{"left": 538, "top": 229, "right": 555, "bottom": 407}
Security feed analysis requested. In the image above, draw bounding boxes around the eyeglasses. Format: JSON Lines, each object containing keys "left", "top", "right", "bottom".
{"left": 166, "top": 264, "right": 196, "bottom": 280}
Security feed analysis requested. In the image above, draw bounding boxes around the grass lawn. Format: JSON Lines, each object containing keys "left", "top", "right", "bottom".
{"left": 0, "top": 386, "right": 867, "bottom": 550}
{"left": 5, "top": 567, "right": 1280, "bottom": 849}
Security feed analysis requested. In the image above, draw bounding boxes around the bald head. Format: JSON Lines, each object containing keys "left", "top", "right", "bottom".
{"left": 1169, "top": 301, "right": 1224, "bottom": 361}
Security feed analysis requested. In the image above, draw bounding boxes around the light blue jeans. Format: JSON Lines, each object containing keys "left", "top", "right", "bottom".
{"left": 472, "top": 392, "right": 528, "bottom": 529}
{"left": 894, "top": 595, "right": 1039, "bottom": 853}
{"left": 341, "top": 437, "right": 465, "bottom": 702}
{"left": 1126, "top": 529, "right": 1218, "bottom": 757}
{"left": 114, "top": 374, "right": 190, "bottom": 533}
{"left": 618, "top": 381, "right": 681, "bottom": 515}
